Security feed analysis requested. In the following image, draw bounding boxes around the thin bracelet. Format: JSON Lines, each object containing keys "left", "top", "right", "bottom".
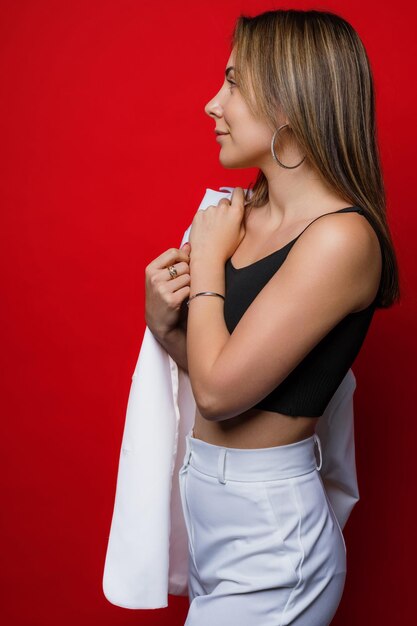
{"left": 186, "top": 291, "right": 225, "bottom": 307}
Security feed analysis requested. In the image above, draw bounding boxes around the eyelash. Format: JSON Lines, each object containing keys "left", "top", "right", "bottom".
{"left": 227, "top": 78, "right": 236, "bottom": 91}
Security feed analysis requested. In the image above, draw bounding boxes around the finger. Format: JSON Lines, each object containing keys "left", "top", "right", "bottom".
{"left": 165, "top": 271, "right": 191, "bottom": 292}
{"left": 151, "top": 247, "right": 190, "bottom": 270}
{"left": 150, "top": 260, "right": 190, "bottom": 284}
{"left": 231, "top": 186, "right": 245, "bottom": 208}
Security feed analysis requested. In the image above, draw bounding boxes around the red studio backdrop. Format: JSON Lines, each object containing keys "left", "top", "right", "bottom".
{"left": 0, "top": 1, "right": 415, "bottom": 624}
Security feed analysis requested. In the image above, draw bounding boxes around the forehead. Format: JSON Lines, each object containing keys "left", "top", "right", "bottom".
{"left": 226, "top": 49, "right": 236, "bottom": 67}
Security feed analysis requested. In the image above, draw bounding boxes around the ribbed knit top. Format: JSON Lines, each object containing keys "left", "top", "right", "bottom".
{"left": 224, "top": 206, "right": 378, "bottom": 417}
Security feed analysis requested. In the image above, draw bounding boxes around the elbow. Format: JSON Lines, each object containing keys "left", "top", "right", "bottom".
{"left": 195, "top": 392, "right": 218, "bottom": 421}
{"left": 193, "top": 381, "right": 222, "bottom": 421}
{"left": 190, "top": 370, "right": 221, "bottom": 420}
{"left": 193, "top": 376, "right": 235, "bottom": 422}
{"left": 195, "top": 392, "right": 235, "bottom": 422}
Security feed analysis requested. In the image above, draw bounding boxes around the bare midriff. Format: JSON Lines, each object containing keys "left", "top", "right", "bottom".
{"left": 192, "top": 406, "right": 320, "bottom": 449}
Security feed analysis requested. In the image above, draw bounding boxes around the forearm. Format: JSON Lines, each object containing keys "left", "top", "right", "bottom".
{"left": 186, "top": 255, "right": 231, "bottom": 416}
{"left": 154, "top": 326, "right": 189, "bottom": 373}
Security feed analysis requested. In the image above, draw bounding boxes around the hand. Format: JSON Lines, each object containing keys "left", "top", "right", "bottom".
{"left": 145, "top": 242, "right": 191, "bottom": 339}
{"left": 189, "top": 187, "right": 246, "bottom": 263}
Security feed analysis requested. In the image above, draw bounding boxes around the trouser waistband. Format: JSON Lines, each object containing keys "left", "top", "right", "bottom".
{"left": 181, "top": 428, "right": 323, "bottom": 484}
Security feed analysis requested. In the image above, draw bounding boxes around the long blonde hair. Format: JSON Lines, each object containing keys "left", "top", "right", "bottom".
{"left": 231, "top": 8, "right": 400, "bottom": 308}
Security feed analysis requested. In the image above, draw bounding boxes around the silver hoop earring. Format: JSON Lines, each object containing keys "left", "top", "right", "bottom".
{"left": 271, "top": 123, "right": 306, "bottom": 169}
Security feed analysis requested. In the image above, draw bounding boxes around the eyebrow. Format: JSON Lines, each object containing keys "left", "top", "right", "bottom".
{"left": 225, "top": 66, "right": 235, "bottom": 77}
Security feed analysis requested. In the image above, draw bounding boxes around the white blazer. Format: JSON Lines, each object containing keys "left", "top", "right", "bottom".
{"left": 102, "top": 186, "right": 360, "bottom": 609}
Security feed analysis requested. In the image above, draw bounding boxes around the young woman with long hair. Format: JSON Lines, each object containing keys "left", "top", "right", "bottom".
{"left": 146, "top": 8, "right": 400, "bottom": 625}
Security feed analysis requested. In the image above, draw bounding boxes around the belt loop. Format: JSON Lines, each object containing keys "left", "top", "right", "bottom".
{"left": 313, "top": 433, "right": 323, "bottom": 471}
{"left": 182, "top": 433, "right": 192, "bottom": 468}
{"left": 217, "top": 448, "right": 227, "bottom": 484}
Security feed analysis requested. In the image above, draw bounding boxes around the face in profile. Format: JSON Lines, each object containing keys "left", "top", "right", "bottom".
{"left": 204, "top": 48, "right": 276, "bottom": 170}
{"left": 204, "top": 48, "right": 307, "bottom": 175}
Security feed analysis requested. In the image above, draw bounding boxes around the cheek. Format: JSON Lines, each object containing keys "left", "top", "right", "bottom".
{"left": 237, "top": 123, "right": 271, "bottom": 153}
{"left": 223, "top": 96, "right": 248, "bottom": 126}
{"left": 230, "top": 102, "right": 269, "bottom": 141}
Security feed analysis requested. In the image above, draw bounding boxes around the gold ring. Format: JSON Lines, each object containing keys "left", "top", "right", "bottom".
{"left": 167, "top": 265, "right": 178, "bottom": 279}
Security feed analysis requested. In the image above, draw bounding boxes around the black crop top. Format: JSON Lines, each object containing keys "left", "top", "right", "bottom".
{"left": 224, "top": 206, "right": 378, "bottom": 418}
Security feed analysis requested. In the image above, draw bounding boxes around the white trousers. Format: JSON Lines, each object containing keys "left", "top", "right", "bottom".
{"left": 178, "top": 428, "right": 347, "bottom": 626}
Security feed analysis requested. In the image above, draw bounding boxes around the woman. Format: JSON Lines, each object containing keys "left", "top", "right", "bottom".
{"left": 145, "top": 8, "right": 400, "bottom": 626}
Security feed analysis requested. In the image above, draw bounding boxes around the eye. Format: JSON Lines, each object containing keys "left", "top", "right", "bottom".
{"left": 226, "top": 78, "right": 237, "bottom": 92}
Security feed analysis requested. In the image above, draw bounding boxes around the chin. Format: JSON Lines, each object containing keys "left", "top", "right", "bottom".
{"left": 219, "top": 152, "right": 254, "bottom": 169}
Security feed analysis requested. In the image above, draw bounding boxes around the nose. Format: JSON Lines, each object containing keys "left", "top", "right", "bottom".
{"left": 204, "top": 88, "right": 224, "bottom": 119}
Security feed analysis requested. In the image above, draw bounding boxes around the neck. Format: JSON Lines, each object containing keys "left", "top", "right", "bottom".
{"left": 257, "top": 162, "right": 349, "bottom": 228}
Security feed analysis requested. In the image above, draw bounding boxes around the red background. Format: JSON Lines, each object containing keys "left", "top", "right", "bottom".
{"left": 1, "top": 1, "right": 416, "bottom": 624}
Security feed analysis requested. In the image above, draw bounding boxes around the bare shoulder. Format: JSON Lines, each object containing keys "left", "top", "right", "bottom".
{"left": 284, "top": 210, "right": 382, "bottom": 312}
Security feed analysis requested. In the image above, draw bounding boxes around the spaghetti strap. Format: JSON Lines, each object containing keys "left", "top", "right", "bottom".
{"left": 293, "top": 206, "right": 365, "bottom": 242}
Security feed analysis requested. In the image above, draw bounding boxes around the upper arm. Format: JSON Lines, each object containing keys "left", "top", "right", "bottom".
{"left": 205, "top": 214, "right": 379, "bottom": 421}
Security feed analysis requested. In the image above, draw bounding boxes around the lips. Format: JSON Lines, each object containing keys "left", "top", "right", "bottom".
{"left": 215, "top": 130, "right": 229, "bottom": 135}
